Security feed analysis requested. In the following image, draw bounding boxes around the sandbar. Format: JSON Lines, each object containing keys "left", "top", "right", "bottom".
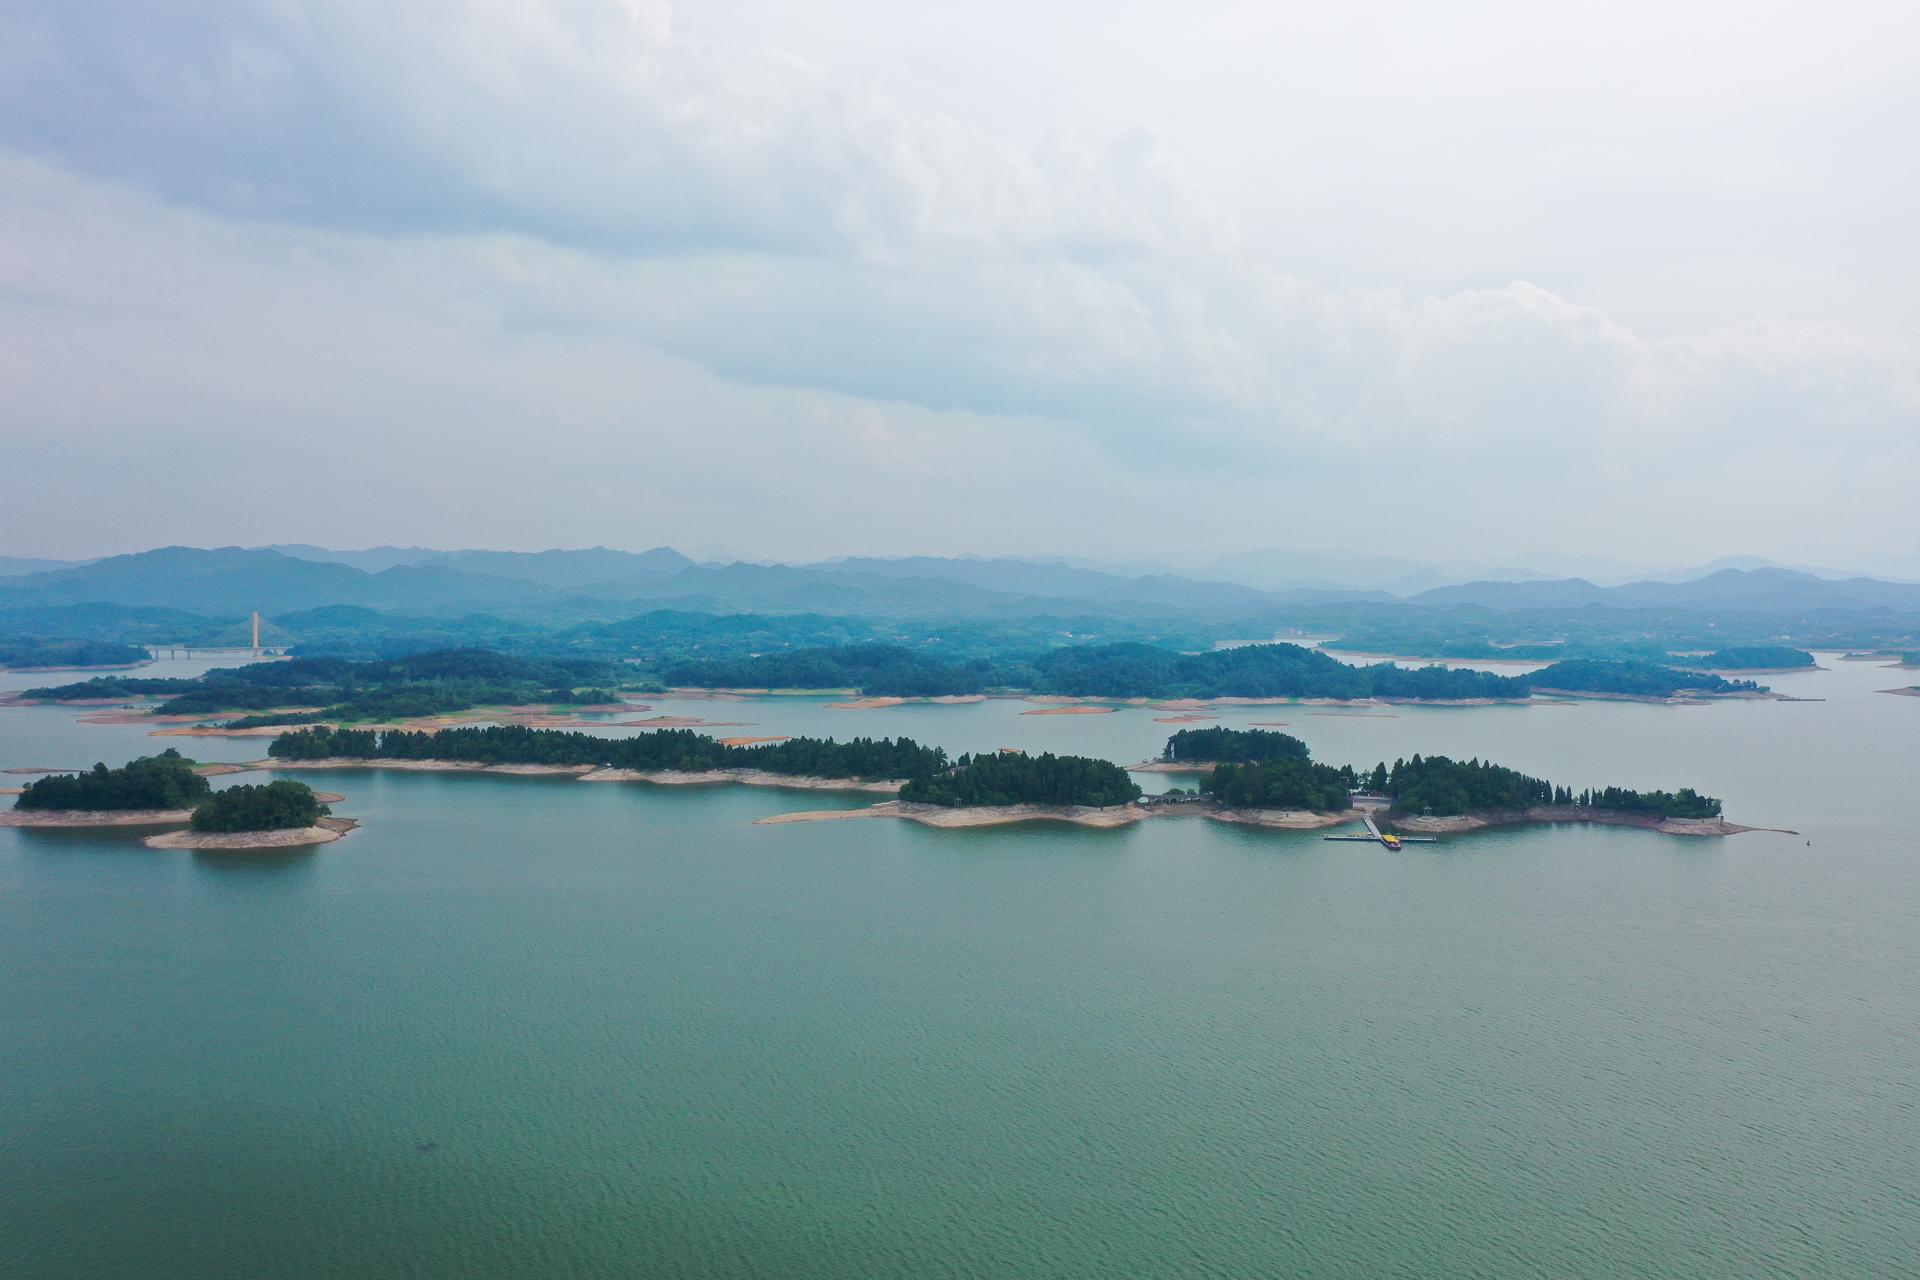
{"left": 1020, "top": 705, "right": 1118, "bottom": 716}
{"left": 1154, "top": 714, "right": 1216, "bottom": 723}
{"left": 1879, "top": 687, "right": 1920, "bottom": 698}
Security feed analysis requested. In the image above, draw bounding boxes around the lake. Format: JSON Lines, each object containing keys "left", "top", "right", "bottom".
{"left": 2, "top": 655, "right": 1915, "bottom": 1277}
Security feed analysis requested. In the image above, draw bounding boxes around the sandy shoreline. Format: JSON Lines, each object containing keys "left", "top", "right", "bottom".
{"left": 145, "top": 817, "right": 358, "bottom": 850}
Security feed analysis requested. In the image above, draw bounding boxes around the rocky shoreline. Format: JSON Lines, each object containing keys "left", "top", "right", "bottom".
{"left": 145, "top": 817, "right": 359, "bottom": 850}
{"left": 757, "top": 800, "right": 1777, "bottom": 837}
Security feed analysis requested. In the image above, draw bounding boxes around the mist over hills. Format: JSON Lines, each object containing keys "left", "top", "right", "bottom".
{"left": 2, "top": 546, "right": 1918, "bottom": 631}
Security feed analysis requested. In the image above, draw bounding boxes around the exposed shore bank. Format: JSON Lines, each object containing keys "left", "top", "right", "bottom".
{"left": 757, "top": 801, "right": 1360, "bottom": 832}
{"left": 1, "top": 808, "right": 194, "bottom": 828}
{"left": 145, "top": 817, "right": 358, "bottom": 850}
{"left": 758, "top": 800, "right": 1775, "bottom": 837}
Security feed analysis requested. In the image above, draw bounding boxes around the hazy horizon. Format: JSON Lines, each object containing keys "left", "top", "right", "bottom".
{"left": 2, "top": 1, "right": 1916, "bottom": 566}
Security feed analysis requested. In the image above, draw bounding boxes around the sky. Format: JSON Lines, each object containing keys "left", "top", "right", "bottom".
{"left": 0, "top": 0, "right": 1915, "bottom": 569}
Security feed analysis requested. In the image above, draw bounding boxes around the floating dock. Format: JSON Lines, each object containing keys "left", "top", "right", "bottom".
{"left": 1324, "top": 813, "right": 1438, "bottom": 849}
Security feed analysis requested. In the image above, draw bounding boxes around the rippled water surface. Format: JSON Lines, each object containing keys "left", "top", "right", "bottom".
{"left": 2, "top": 655, "right": 1916, "bottom": 1277}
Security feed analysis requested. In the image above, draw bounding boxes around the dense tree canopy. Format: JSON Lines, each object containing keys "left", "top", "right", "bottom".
{"left": 190, "top": 781, "right": 329, "bottom": 832}
{"left": 1377, "top": 753, "right": 1722, "bottom": 818}
{"left": 899, "top": 752, "right": 1141, "bottom": 808}
{"left": 14, "top": 749, "right": 211, "bottom": 811}
{"left": 1526, "top": 660, "right": 1759, "bottom": 697}
{"left": 268, "top": 724, "right": 946, "bottom": 781}
{"left": 0, "top": 638, "right": 148, "bottom": 669}
{"left": 1162, "top": 727, "right": 1311, "bottom": 763}
{"left": 1200, "top": 759, "right": 1355, "bottom": 810}
{"left": 658, "top": 644, "right": 991, "bottom": 696}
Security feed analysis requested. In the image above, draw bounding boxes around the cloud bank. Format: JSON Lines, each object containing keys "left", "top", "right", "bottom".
{"left": 0, "top": 0, "right": 1913, "bottom": 563}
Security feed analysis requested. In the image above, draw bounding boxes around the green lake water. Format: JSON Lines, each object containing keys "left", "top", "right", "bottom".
{"left": 2, "top": 655, "right": 1916, "bottom": 1277}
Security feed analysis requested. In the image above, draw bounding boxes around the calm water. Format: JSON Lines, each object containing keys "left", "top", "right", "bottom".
{"left": 2, "top": 656, "right": 1917, "bottom": 1277}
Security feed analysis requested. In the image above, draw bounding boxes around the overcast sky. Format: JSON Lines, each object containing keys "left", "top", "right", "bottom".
{"left": 1, "top": 0, "right": 1915, "bottom": 568}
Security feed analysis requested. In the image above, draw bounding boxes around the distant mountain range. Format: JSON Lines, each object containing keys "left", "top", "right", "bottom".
{"left": 2, "top": 546, "right": 1917, "bottom": 625}
{"left": 1405, "top": 567, "right": 1920, "bottom": 613}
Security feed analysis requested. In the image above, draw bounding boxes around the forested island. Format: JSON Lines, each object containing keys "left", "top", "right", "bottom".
{"left": 268, "top": 724, "right": 946, "bottom": 785}
{"left": 10, "top": 748, "right": 210, "bottom": 813}
{"left": 3, "top": 750, "right": 352, "bottom": 846}
{"left": 1161, "top": 726, "right": 1312, "bottom": 764}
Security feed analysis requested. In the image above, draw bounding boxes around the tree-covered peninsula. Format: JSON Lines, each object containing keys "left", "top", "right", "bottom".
{"left": 12, "top": 749, "right": 211, "bottom": 811}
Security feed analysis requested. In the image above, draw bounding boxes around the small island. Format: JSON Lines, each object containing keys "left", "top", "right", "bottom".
{"left": 144, "top": 780, "right": 353, "bottom": 849}
{"left": 1, "top": 748, "right": 211, "bottom": 827}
